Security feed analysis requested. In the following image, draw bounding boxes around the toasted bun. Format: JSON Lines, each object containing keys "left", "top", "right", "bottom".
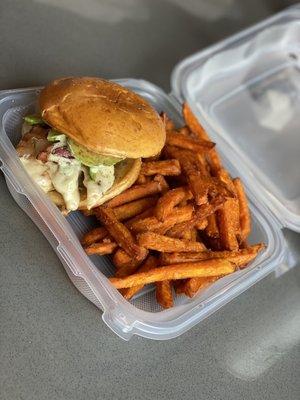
{"left": 48, "top": 158, "right": 141, "bottom": 211}
{"left": 39, "top": 77, "right": 166, "bottom": 159}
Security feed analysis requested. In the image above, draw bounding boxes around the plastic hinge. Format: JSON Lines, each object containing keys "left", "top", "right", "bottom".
{"left": 57, "top": 244, "right": 80, "bottom": 276}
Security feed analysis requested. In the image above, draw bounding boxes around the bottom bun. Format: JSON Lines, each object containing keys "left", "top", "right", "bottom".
{"left": 48, "top": 158, "right": 141, "bottom": 212}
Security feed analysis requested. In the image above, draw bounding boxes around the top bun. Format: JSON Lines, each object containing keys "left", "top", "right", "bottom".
{"left": 39, "top": 77, "right": 166, "bottom": 159}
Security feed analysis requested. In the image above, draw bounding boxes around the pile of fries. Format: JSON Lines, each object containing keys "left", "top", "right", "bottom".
{"left": 81, "top": 103, "right": 264, "bottom": 309}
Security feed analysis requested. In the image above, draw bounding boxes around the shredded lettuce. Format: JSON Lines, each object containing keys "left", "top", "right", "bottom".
{"left": 47, "top": 130, "right": 67, "bottom": 145}
{"left": 24, "top": 115, "right": 46, "bottom": 125}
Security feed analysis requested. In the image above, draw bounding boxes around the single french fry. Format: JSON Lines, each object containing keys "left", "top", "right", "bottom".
{"left": 163, "top": 144, "right": 195, "bottom": 165}
{"left": 233, "top": 243, "right": 265, "bottom": 268}
{"left": 109, "top": 259, "right": 235, "bottom": 289}
{"left": 233, "top": 204, "right": 241, "bottom": 239}
{"left": 128, "top": 215, "right": 173, "bottom": 235}
{"left": 182, "top": 103, "right": 209, "bottom": 141}
{"left": 128, "top": 205, "right": 194, "bottom": 234}
{"left": 233, "top": 178, "right": 251, "bottom": 242}
{"left": 96, "top": 207, "right": 146, "bottom": 260}
{"left": 156, "top": 280, "right": 173, "bottom": 309}
{"left": 230, "top": 197, "right": 241, "bottom": 237}
{"left": 159, "top": 243, "right": 264, "bottom": 266}
{"left": 125, "top": 207, "right": 155, "bottom": 227}
{"left": 105, "top": 176, "right": 168, "bottom": 208}
{"left": 216, "top": 169, "right": 240, "bottom": 241}
{"left": 207, "top": 150, "right": 222, "bottom": 176}
{"left": 195, "top": 138, "right": 219, "bottom": 179}
{"left": 166, "top": 131, "right": 215, "bottom": 153}
{"left": 182, "top": 103, "right": 222, "bottom": 174}
{"left": 113, "top": 197, "right": 158, "bottom": 221}
{"left": 205, "top": 214, "right": 219, "bottom": 239}
{"left": 155, "top": 187, "right": 193, "bottom": 221}
{"left": 217, "top": 201, "right": 239, "bottom": 251}
{"left": 85, "top": 241, "right": 117, "bottom": 256}
{"left": 195, "top": 153, "right": 210, "bottom": 177}
{"left": 138, "top": 232, "right": 207, "bottom": 253}
{"left": 81, "top": 227, "right": 108, "bottom": 246}
{"left": 141, "top": 159, "right": 181, "bottom": 176}
{"left": 182, "top": 276, "right": 219, "bottom": 298}
{"left": 129, "top": 218, "right": 173, "bottom": 236}
{"left": 81, "top": 197, "right": 157, "bottom": 221}
{"left": 122, "top": 256, "right": 158, "bottom": 300}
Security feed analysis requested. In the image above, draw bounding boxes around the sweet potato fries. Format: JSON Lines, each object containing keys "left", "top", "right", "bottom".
{"left": 81, "top": 103, "right": 264, "bottom": 309}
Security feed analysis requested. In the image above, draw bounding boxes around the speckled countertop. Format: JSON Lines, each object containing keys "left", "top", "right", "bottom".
{"left": 0, "top": 1, "right": 299, "bottom": 399}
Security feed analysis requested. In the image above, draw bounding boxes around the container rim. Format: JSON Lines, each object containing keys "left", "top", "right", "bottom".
{"left": 0, "top": 82, "right": 287, "bottom": 340}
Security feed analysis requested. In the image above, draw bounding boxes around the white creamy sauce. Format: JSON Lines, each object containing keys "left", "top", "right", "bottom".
{"left": 20, "top": 157, "right": 53, "bottom": 193}
{"left": 47, "top": 160, "right": 81, "bottom": 211}
{"left": 83, "top": 165, "right": 115, "bottom": 209}
{"left": 48, "top": 153, "right": 72, "bottom": 164}
{"left": 21, "top": 153, "right": 115, "bottom": 211}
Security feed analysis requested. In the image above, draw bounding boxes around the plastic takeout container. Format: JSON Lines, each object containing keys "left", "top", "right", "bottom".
{"left": 0, "top": 6, "right": 298, "bottom": 340}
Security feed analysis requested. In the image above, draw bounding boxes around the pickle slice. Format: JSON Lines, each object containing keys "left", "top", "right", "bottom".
{"left": 67, "top": 138, "right": 123, "bottom": 166}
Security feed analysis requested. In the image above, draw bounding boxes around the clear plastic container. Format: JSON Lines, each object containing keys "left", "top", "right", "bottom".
{"left": 0, "top": 6, "right": 297, "bottom": 340}
{"left": 172, "top": 4, "right": 300, "bottom": 232}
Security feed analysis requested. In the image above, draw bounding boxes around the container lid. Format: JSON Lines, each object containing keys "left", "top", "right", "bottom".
{"left": 171, "top": 5, "right": 300, "bottom": 232}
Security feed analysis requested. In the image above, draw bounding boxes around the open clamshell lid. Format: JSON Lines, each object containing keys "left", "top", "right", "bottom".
{"left": 171, "top": 6, "right": 300, "bottom": 231}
